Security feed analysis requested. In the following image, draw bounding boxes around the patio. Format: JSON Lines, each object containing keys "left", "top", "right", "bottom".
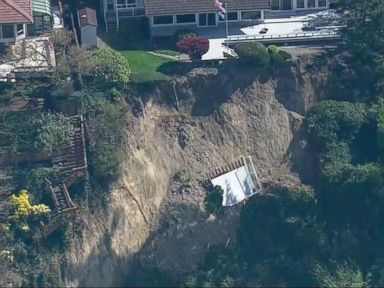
{"left": 200, "top": 10, "right": 341, "bottom": 60}
{"left": 0, "top": 36, "right": 56, "bottom": 82}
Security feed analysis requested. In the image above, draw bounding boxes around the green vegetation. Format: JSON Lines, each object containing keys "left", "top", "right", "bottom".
{"left": 313, "top": 261, "right": 370, "bottom": 288}
{"left": 180, "top": 2, "right": 384, "bottom": 287}
{"left": 120, "top": 51, "right": 174, "bottom": 82}
{"left": 82, "top": 94, "right": 124, "bottom": 185}
{"left": 92, "top": 47, "right": 131, "bottom": 86}
{"left": 0, "top": 112, "right": 74, "bottom": 154}
{"left": 234, "top": 42, "right": 291, "bottom": 67}
{"left": 2, "top": 1, "right": 384, "bottom": 287}
{"left": 331, "top": 0, "right": 384, "bottom": 101}
{"left": 204, "top": 185, "right": 224, "bottom": 215}
{"left": 234, "top": 42, "right": 270, "bottom": 66}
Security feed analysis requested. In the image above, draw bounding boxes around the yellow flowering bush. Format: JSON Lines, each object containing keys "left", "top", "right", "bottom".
{"left": 31, "top": 204, "right": 52, "bottom": 215}
{"left": 9, "top": 190, "right": 51, "bottom": 220}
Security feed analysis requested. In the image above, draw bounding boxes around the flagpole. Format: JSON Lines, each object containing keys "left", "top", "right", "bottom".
{"left": 225, "top": 3, "right": 229, "bottom": 41}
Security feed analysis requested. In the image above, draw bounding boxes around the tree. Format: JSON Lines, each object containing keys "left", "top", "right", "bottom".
{"left": 233, "top": 42, "right": 270, "bottom": 67}
{"left": 176, "top": 36, "right": 209, "bottom": 60}
{"left": 333, "top": 0, "right": 384, "bottom": 100}
{"left": 313, "top": 261, "right": 370, "bottom": 288}
{"left": 376, "top": 101, "right": 384, "bottom": 158}
{"left": 305, "top": 101, "right": 368, "bottom": 147}
{"left": 238, "top": 186, "right": 327, "bottom": 286}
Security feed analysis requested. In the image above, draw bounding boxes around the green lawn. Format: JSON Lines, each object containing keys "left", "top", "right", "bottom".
{"left": 120, "top": 51, "right": 174, "bottom": 83}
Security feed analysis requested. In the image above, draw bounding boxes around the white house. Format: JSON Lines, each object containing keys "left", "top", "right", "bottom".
{"left": 101, "top": 0, "right": 335, "bottom": 35}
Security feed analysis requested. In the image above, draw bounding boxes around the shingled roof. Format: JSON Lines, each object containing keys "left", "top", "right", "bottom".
{"left": 78, "top": 7, "right": 97, "bottom": 27}
{"left": 144, "top": 0, "right": 271, "bottom": 16}
{"left": 0, "top": 0, "right": 33, "bottom": 24}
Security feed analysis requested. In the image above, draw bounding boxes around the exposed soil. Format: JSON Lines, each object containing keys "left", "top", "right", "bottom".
{"left": 63, "top": 56, "right": 328, "bottom": 287}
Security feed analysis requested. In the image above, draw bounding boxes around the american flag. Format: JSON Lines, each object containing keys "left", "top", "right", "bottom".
{"left": 214, "top": 0, "right": 226, "bottom": 13}
{"left": 214, "top": 0, "right": 226, "bottom": 19}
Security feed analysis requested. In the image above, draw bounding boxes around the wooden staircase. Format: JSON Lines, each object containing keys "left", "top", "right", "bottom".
{"left": 45, "top": 179, "right": 77, "bottom": 214}
{"left": 207, "top": 158, "right": 245, "bottom": 179}
{"left": 107, "top": 20, "right": 118, "bottom": 33}
{"left": 52, "top": 115, "right": 87, "bottom": 174}
{"left": 41, "top": 114, "right": 88, "bottom": 239}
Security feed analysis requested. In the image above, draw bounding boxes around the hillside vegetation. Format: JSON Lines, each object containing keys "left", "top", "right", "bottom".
{"left": 0, "top": 0, "right": 384, "bottom": 287}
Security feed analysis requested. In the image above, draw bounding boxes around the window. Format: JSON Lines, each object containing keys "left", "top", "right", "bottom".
{"left": 2, "top": 24, "right": 14, "bottom": 38}
{"left": 176, "top": 14, "right": 196, "bottom": 24}
{"left": 307, "top": 0, "right": 315, "bottom": 7}
{"left": 318, "top": 0, "right": 327, "bottom": 7}
{"left": 198, "top": 13, "right": 207, "bottom": 26}
{"left": 218, "top": 11, "right": 238, "bottom": 21}
{"left": 297, "top": 0, "right": 305, "bottom": 8}
{"left": 116, "top": 0, "right": 137, "bottom": 9}
{"left": 271, "top": 0, "right": 280, "bottom": 10}
{"left": 16, "top": 24, "right": 24, "bottom": 35}
{"left": 241, "top": 11, "right": 261, "bottom": 20}
{"left": 153, "top": 15, "right": 174, "bottom": 25}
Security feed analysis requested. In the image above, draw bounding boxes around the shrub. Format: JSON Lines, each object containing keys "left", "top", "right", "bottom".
{"left": 174, "top": 29, "right": 198, "bottom": 42}
{"left": 83, "top": 96, "right": 123, "bottom": 185}
{"left": 278, "top": 50, "right": 292, "bottom": 61}
{"left": 9, "top": 190, "right": 51, "bottom": 220}
{"left": 92, "top": 47, "right": 131, "bottom": 86}
{"left": 267, "top": 44, "right": 279, "bottom": 54}
{"left": 34, "top": 113, "right": 74, "bottom": 154}
{"left": 205, "top": 185, "right": 224, "bottom": 215}
{"left": 176, "top": 36, "right": 209, "bottom": 60}
{"left": 0, "top": 112, "right": 73, "bottom": 155}
{"left": 305, "top": 101, "right": 368, "bottom": 146}
{"left": 270, "top": 53, "right": 286, "bottom": 66}
{"left": 233, "top": 42, "right": 270, "bottom": 67}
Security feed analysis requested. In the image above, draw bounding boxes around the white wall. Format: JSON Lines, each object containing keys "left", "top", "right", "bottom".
{"left": 80, "top": 25, "right": 97, "bottom": 48}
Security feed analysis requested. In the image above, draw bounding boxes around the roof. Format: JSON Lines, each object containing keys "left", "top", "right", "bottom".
{"left": 212, "top": 164, "right": 262, "bottom": 206}
{"left": 78, "top": 7, "right": 97, "bottom": 27}
{"left": 144, "top": 0, "right": 271, "bottom": 16}
{"left": 0, "top": 0, "right": 33, "bottom": 24}
{"left": 209, "top": 157, "right": 262, "bottom": 206}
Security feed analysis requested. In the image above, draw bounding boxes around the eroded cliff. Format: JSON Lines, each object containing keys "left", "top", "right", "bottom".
{"left": 63, "top": 56, "right": 328, "bottom": 287}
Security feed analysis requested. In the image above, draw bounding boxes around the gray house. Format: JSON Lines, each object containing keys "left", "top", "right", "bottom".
{"left": 78, "top": 7, "right": 98, "bottom": 48}
{"left": 101, "top": 0, "right": 335, "bottom": 35}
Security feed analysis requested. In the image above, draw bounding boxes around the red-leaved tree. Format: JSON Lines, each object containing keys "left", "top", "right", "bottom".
{"left": 176, "top": 36, "right": 210, "bottom": 60}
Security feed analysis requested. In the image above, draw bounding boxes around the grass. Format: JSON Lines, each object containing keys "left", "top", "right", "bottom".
{"left": 120, "top": 51, "right": 175, "bottom": 83}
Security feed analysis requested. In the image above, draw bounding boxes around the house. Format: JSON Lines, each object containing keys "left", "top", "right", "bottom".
{"left": 0, "top": 0, "right": 61, "bottom": 45}
{"left": 29, "top": 0, "right": 55, "bottom": 35}
{"left": 101, "top": 0, "right": 335, "bottom": 35}
{"left": 0, "top": 0, "right": 33, "bottom": 44}
{"left": 77, "top": 7, "right": 98, "bottom": 48}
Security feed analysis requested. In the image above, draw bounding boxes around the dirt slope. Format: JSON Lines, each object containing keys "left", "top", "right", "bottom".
{"left": 63, "top": 58, "right": 327, "bottom": 287}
